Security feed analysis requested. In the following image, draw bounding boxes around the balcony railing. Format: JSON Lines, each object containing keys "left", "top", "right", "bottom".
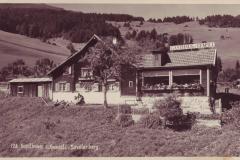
{"left": 142, "top": 83, "right": 203, "bottom": 91}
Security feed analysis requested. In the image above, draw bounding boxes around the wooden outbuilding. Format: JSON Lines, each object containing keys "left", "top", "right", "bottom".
{"left": 9, "top": 77, "right": 52, "bottom": 99}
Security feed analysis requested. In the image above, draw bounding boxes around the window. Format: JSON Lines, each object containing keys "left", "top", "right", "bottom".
{"left": 129, "top": 81, "right": 133, "bottom": 88}
{"left": 108, "top": 82, "right": 120, "bottom": 92}
{"left": 154, "top": 54, "right": 158, "bottom": 60}
{"left": 17, "top": 86, "right": 23, "bottom": 93}
{"left": 59, "top": 83, "right": 66, "bottom": 91}
{"left": 81, "top": 68, "right": 93, "bottom": 79}
{"left": 55, "top": 82, "right": 70, "bottom": 92}
{"left": 63, "top": 66, "right": 71, "bottom": 75}
{"left": 75, "top": 81, "right": 95, "bottom": 92}
{"left": 173, "top": 75, "right": 200, "bottom": 85}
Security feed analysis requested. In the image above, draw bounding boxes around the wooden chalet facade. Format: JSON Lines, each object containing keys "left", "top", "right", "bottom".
{"left": 9, "top": 78, "right": 52, "bottom": 98}
{"left": 47, "top": 35, "right": 120, "bottom": 95}
{"left": 9, "top": 35, "right": 218, "bottom": 113}
{"left": 123, "top": 45, "right": 217, "bottom": 99}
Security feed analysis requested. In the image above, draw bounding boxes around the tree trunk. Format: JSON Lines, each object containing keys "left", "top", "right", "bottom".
{"left": 103, "top": 83, "right": 108, "bottom": 108}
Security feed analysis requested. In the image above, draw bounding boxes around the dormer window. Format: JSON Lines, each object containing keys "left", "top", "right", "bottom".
{"left": 63, "top": 66, "right": 71, "bottom": 75}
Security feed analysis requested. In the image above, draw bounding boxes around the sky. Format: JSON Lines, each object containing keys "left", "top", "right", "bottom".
{"left": 50, "top": 4, "right": 240, "bottom": 20}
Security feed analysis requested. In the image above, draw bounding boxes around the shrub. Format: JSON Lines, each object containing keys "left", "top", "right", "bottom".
{"left": 118, "top": 104, "right": 132, "bottom": 114}
{"left": 139, "top": 112, "right": 163, "bottom": 129}
{"left": 153, "top": 95, "right": 182, "bottom": 119}
{"left": 0, "top": 90, "right": 8, "bottom": 99}
{"left": 123, "top": 22, "right": 130, "bottom": 27}
{"left": 152, "top": 95, "right": 195, "bottom": 130}
{"left": 115, "top": 114, "right": 134, "bottom": 127}
{"left": 125, "top": 31, "right": 132, "bottom": 40}
{"left": 221, "top": 101, "right": 240, "bottom": 128}
{"left": 221, "top": 106, "right": 240, "bottom": 129}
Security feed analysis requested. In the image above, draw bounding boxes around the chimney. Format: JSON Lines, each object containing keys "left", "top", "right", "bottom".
{"left": 151, "top": 47, "right": 168, "bottom": 66}
{"left": 152, "top": 51, "right": 162, "bottom": 66}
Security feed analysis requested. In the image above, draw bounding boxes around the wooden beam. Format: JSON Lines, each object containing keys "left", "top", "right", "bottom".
{"left": 136, "top": 70, "right": 139, "bottom": 100}
{"left": 169, "top": 70, "right": 173, "bottom": 86}
{"left": 199, "top": 69, "right": 202, "bottom": 84}
{"left": 207, "top": 68, "right": 210, "bottom": 96}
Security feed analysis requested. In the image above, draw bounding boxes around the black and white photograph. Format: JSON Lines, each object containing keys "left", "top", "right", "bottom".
{"left": 0, "top": 1, "right": 240, "bottom": 158}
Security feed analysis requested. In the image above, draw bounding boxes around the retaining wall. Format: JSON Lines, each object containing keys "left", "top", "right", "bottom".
{"left": 53, "top": 92, "right": 219, "bottom": 114}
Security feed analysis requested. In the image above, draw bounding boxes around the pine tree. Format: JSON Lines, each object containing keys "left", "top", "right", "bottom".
{"left": 235, "top": 60, "right": 240, "bottom": 77}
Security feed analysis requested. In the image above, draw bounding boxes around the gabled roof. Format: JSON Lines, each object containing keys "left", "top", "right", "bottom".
{"left": 138, "top": 48, "right": 217, "bottom": 68}
{"left": 48, "top": 34, "right": 102, "bottom": 75}
{"left": 9, "top": 77, "right": 52, "bottom": 83}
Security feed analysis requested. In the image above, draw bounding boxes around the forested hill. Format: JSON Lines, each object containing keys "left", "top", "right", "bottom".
{"left": 0, "top": 4, "right": 144, "bottom": 43}
{"left": 199, "top": 15, "right": 240, "bottom": 27}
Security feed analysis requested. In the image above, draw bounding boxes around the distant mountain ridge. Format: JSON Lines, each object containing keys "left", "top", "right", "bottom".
{"left": 0, "top": 3, "right": 64, "bottom": 10}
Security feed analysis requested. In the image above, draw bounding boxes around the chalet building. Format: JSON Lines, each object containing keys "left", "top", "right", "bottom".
{"left": 9, "top": 35, "right": 218, "bottom": 114}
{"left": 130, "top": 43, "right": 217, "bottom": 98}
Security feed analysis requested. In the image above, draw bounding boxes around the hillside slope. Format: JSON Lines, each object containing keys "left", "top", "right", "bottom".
{"left": 111, "top": 21, "right": 240, "bottom": 69}
{"left": 1, "top": 21, "right": 240, "bottom": 69}
{"left": 0, "top": 31, "right": 71, "bottom": 68}
{"left": 0, "top": 97, "right": 240, "bottom": 156}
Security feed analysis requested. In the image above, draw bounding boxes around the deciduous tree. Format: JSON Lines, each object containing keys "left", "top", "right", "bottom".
{"left": 84, "top": 37, "right": 139, "bottom": 108}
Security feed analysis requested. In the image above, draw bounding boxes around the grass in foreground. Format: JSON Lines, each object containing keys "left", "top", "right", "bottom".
{"left": 0, "top": 97, "right": 239, "bottom": 157}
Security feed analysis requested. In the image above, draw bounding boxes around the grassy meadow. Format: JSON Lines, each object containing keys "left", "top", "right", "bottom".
{"left": 111, "top": 21, "right": 240, "bottom": 69}
{"left": 0, "top": 97, "right": 240, "bottom": 157}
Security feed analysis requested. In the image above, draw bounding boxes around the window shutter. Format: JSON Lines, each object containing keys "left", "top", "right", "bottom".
{"left": 66, "top": 83, "right": 70, "bottom": 91}
{"left": 55, "top": 83, "right": 59, "bottom": 91}
{"left": 68, "top": 66, "right": 71, "bottom": 74}
{"left": 75, "top": 83, "right": 80, "bottom": 91}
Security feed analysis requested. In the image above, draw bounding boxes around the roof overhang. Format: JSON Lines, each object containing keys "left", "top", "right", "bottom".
{"left": 9, "top": 77, "right": 52, "bottom": 83}
{"left": 136, "top": 63, "right": 214, "bottom": 71}
{"left": 47, "top": 34, "right": 102, "bottom": 76}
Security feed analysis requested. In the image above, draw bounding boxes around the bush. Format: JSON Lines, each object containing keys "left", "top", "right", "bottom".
{"left": 125, "top": 31, "right": 132, "bottom": 40}
{"left": 153, "top": 95, "right": 182, "bottom": 119}
{"left": 118, "top": 104, "right": 132, "bottom": 114}
{"left": 123, "top": 22, "right": 130, "bottom": 27}
{"left": 139, "top": 112, "right": 163, "bottom": 129}
{"left": 115, "top": 113, "right": 134, "bottom": 127}
{"left": 0, "top": 90, "right": 8, "bottom": 99}
{"left": 221, "top": 106, "right": 240, "bottom": 128}
{"left": 221, "top": 101, "right": 240, "bottom": 128}
{"left": 152, "top": 95, "right": 195, "bottom": 130}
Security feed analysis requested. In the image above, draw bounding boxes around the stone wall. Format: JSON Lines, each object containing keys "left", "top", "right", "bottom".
{"left": 141, "top": 96, "right": 215, "bottom": 114}
{"left": 52, "top": 91, "right": 136, "bottom": 104}
{"left": 180, "top": 97, "right": 211, "bottom": 114}
{"left": 52, "top": 91, "right": 220, "bottom": 114}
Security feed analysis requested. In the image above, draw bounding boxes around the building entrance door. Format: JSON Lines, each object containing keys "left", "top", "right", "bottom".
{"left": 37, "top": 85, "right": 43, "bottom": 97}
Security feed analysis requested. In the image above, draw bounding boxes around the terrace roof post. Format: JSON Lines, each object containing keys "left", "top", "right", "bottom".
{"left": 207, "top": 68, "right": 210, "bottom": 97}
{"left": 169, "top": 70, "right": 173, "bottom": 86}
{"left": 136, "top": 70, "right": 140, "bottom": 101}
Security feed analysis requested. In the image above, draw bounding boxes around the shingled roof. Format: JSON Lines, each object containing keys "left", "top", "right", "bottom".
{"left": 138, "top": 48, "right": 217, "bottom": 68}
